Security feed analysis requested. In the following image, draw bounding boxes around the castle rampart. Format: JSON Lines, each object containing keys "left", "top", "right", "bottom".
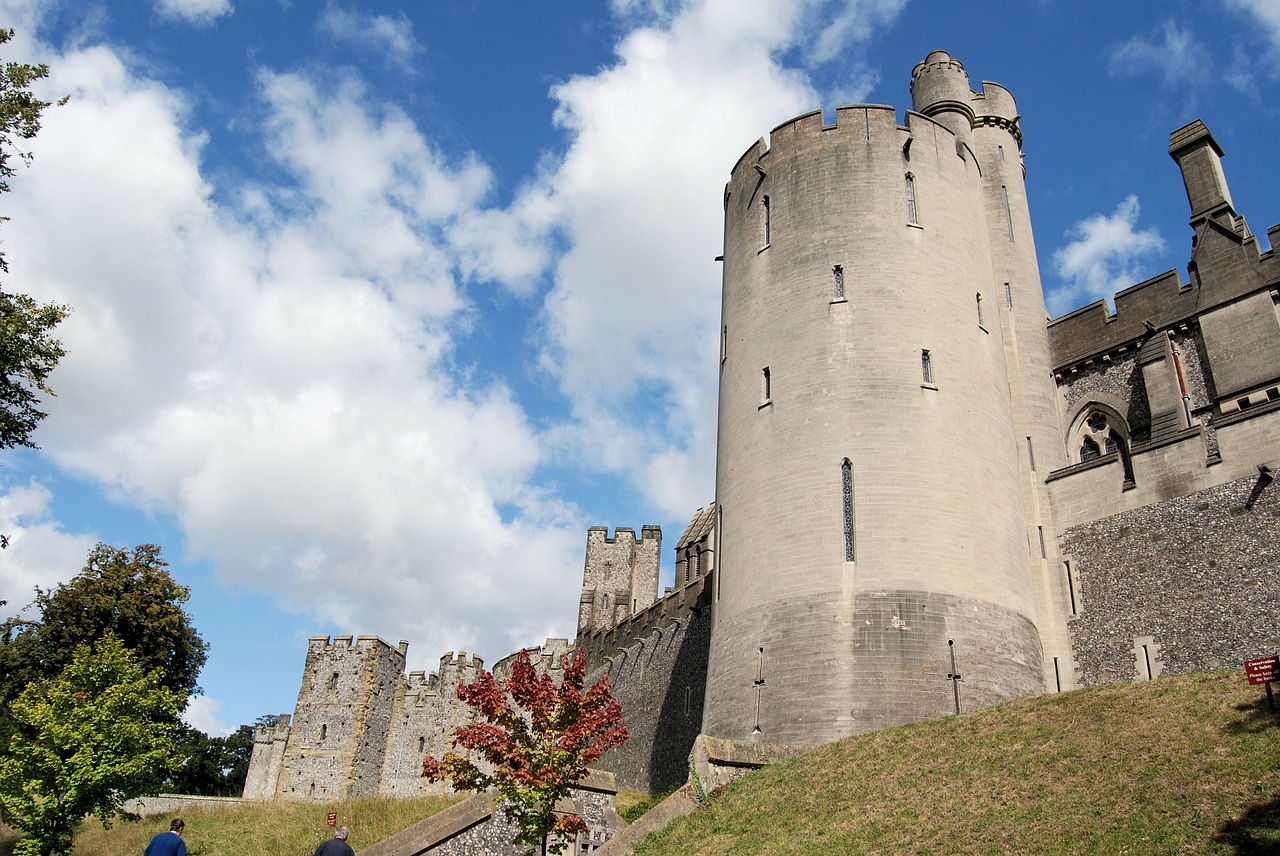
{"left": 581, "top": 572, "right": 713, "bottom": 794}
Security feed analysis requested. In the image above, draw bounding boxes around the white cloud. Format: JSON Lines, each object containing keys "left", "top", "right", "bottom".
{"left": 183, "top": 694, "right": 233, "bottom": 737}
{"left": 4, "top": 34, "right": 581, "bottom": 667}
{"left": 155, "top": 0, "right": 233, "bottom": 27}
{"left": 1108, "top": 21, "right": 1210, "bottom": 88}
{"left": 1049, "top": 196, "right": 1165, "bottom": 316}
{"left": 318, "top": 3, "right": 421, "bottom": 68}
{"left": 1231, "top": 0, "right": 1280, "bottom": 55}
{"left": 0, "top": 480, "right": 98, "bottom": 612}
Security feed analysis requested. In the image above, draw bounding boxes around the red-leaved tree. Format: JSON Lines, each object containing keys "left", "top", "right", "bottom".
{"left": 422, "top": 649, "right": 628, "bottom": 855}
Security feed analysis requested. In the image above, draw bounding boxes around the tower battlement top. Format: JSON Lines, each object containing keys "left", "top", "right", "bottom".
{"left": 586, "top": 525, "right": 660, "bottom": 544}
{"left": 306, "top": 634, "right": 406, "bottom": 658}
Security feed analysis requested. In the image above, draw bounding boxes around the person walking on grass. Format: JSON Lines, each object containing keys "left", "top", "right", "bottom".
{"left": 144, "top": 818, "right": 187, "bottom": 856}
{"left": 313, "top": 825, "right": 355, "bottom": 856}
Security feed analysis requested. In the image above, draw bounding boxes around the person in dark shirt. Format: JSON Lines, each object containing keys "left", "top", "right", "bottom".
{"left": 313, "top": 825, "right": 355, "bottom": 856}
{"left": 144, "top": 818, "right": 187, "bottom": 856}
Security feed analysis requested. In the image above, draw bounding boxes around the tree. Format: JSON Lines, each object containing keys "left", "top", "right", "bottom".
{"left": 0, "top": 634, "right": 182, "bottom": 856}
{"left": 165, "top": 716, "right": 271, "bottom": 797}
{"left": 422, "top": 649, "right": 628, "bottom": 856}
{"left": 0, "top": 543, "right": 208, "bottom": 750}
{"left": 0, "top": 27, "right": 69, "bottom": 451}
{"left": 0, "top": 288, "right": 68, "bottom": 450}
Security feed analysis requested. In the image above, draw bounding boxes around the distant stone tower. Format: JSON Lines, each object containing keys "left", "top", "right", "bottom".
{"left": 273, "top": 635, "right": 406, "bottom": 799}
{"left": 702, "top": 50, "right": 1074, "bottom": 746}
{"left": 577, "top": 526, "right": 662, "bottom": 638}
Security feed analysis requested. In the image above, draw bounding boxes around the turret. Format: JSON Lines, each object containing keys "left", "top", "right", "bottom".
{"left": 911, "top": 49, "right": 975, "bottom": 145}
{"left": 1169, "top": 120, "right": 1234, "bottom": 221}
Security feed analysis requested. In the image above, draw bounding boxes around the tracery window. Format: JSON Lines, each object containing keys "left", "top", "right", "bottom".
{"left": 841, "top": 459, "right": 855, "bottom": 562}
{"left": 1071, "top": 406, "right": 1134, "bottom": 482}
{"left": 905, "top": 174, "right": 918, "bottom": 225}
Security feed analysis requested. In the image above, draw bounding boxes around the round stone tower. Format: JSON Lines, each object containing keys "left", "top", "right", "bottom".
{"left": 702, "top": 50, "right": 1072, "bottom": 747}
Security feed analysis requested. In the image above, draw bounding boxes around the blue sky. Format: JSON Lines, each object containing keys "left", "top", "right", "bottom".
{"left": 0, "top": 0, "right": 1277, "bottom": 737}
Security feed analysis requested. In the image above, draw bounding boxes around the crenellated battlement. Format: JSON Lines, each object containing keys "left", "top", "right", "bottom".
{"left": 577, "top": 571, "right": 712, "bottom": 672}
{"left": 404, "top": 651, "right": 485, "bottom": 702}
{"left": 727, "top": 98, "right": 1021, "bottom": 199}
{"left": 251, "top": 714, "right": 291, "bottom": 743}
{"left": 305, "top": 634, "right": 408, "bottom": 657}
{"left": 491, "top": 637, "right": 573, "bottom": 680}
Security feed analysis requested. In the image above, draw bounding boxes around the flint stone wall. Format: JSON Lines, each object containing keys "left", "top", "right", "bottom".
{"left": 1063, "top": 473, "right": 1280, "bottom": 685}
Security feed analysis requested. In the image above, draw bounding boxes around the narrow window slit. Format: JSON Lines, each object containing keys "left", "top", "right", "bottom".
{"left": 841, "top": 459, "right": 855, "bottom": 562}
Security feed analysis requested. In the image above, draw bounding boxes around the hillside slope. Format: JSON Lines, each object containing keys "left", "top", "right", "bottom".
{"left": 637, "top": 670, "right": 1280, "bottom": 855}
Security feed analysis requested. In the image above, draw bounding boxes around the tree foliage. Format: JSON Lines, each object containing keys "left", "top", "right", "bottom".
{"left": 0, "top": 634, "right": 182, "bottom": 856}
{"left": 0, "top": 287, "right": 68, "bottom": 449}
{"left": 165, "top": 720, "right": 261, "bottom": 797}
{"left": 0, "top": 543, "right": 208, "bottom": 750}
{"left": 0, "top": 27, "right": 68, "bottom": 450}
{"left": 422, "top": 649, "right": 628, "bottom": 855}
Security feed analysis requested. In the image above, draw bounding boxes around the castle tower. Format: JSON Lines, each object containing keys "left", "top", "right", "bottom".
{"left": 702, "top": 51, "right": 1072, "bottom": 747}
{"left": 577, "top": 526, "right": 662, "bottom": 638}
{"left": 273, "top": 635, "right": 406, "bottom": 799}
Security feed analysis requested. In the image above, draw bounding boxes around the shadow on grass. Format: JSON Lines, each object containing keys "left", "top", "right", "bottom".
{"left": 1216, "top": 697, "right": 1280, "bottom": 854}
{"left": 1222, "top": 696, "right": 1280, "bottom": 736}
{"left": 1218, "top": 796, "right": 1280, "bottom": 855}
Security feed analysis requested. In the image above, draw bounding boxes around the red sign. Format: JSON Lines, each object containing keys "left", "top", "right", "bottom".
{"left": 1244, "top": 657, "right": 1278, "bottom": 685}
{"left": 327, "top": 813, "right": 338, "bottom": 827}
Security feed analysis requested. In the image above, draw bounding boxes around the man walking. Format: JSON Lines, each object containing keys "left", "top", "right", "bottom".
{"left": 313, "top": 825, "right": 355, "bottom": 856}
{"left": 144, "top": 818, "right": 187, "bottom": 856}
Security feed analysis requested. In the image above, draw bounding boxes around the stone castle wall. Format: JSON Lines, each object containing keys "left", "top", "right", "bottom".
{"left": 378, "top": 652, "right": 484, "bottom": 798}
{"left": 581, "top": 574, "right": 713, "bottom": 794}
{"left": 273, "top": 635, "right": 405, "bottom": 799}
{"left": 1062, "top": 472, "right": 1280, "bottom": 684}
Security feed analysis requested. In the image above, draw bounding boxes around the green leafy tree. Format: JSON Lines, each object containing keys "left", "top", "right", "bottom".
{"left": 0, "top": 289, "right": 68, "bottom": 450}
{"left": 0, "top": 543, "right": 208, "bottom": 751}
{"left": 422, "top": 649, "right": 628, "bottom": 855}
{"left": 0, "top": 27, "right": 68, "bottom": 451}
{"left": 0, "top": 634, "right": 182, "bottom": 856}
{"left": 165, "top": 716, "right": 274, "bottom": 797}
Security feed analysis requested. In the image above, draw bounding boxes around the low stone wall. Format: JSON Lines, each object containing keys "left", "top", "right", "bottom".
{"left": 1062, "top": 472, "right": 1280, "bottom": 685}
{"left": 123, "top": 794, "right": 248, "bottom": 817}
{"left": 358, "top": 770, "right": 622, "bottom": 856}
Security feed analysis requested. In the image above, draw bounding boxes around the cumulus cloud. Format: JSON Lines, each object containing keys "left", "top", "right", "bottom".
{"left": 317, "top": 3, "right": 422, "bottom": 68}
{"left": 1108, "top": 21, "right": 1211, "bottom": 88}
{"left": 1230, "top": 0, "right": 1280, "bottom": 55}
{"left": 183, "top": 695, "right": 233, "bottom": 737}
{"left": 155, "top": 0, "right": 233, "bottom": 27}
{"left": 1048, "top": 196, "right": 1165, "bottom": 316}
{"left": 0, "top": 479, "right": 98, "bottom": 612}
{"left": 3, "top": 31, "right": 580, "bottom": 666}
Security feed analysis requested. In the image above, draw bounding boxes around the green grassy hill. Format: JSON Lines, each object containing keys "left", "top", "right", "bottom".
{"left": 3, "top": 670, "right": 1277, "bottom": 855}
{"left": 636, "top": 670, "right": 1280, "bottom": 854}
